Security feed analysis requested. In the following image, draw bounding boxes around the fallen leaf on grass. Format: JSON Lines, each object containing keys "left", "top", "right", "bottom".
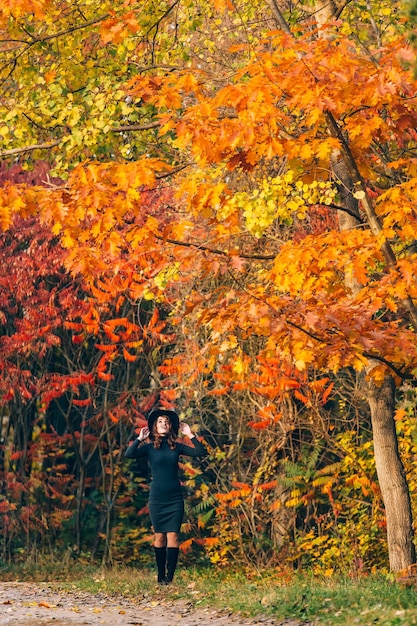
{"left": 38, "top": 601, "right": 51, "bottom": 608}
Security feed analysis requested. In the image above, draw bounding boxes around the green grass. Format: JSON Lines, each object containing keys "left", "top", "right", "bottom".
{"left": 2, "top": 560, "right": 417, "bottom": 625}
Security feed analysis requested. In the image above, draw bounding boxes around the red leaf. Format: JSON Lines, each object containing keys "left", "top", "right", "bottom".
{"left": 97, "top": 371, "right": 114, "bottom": 381}
{"left": 72, "top": 398, "right": 92, "bottom": 407}
{"left": 10, "top": 450, "right": 25, "bottom": 460}
{"left": 248, "top": 419, "right": 270, "bottom": 430}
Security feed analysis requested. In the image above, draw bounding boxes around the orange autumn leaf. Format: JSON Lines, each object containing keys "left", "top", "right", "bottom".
{"left": 123, "top": 348, "right": 137, "bottom": 362}
{"left": 97, "top": 371, "right": 114, "bottom": 381}
{"left": 248, "top": 419, "right": 270, "bottom": 430}
{"left": 108, "top": 410, "right": 119, "bottom": 423}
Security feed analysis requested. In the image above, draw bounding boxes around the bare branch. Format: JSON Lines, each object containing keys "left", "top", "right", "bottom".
{"left": 326, "top": 202, "right": 365, "bottom": 223}
{"left": 113, "top": 121, "right": 161, "bottom": 132}
{"left": 153, "top": 233, "right": 276, "bottom": 260}
{"left": 0, "top": 122, "right": 162, "bottom": 158}
{"left": 263, "top": 0, "right": 292, "bottom": 34}
{"left": 0, "top": 139, "right": 61, "bottom": 157}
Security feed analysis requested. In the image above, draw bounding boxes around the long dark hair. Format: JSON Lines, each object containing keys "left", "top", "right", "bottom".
{"left": 152, "top": 418, "right": 177, "bottom": 450}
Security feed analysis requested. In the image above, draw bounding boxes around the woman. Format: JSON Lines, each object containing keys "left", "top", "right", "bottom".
{"left": 125, "top": 408, "right": 207, "bottom": 584}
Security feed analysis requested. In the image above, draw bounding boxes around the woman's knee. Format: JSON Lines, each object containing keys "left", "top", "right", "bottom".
{"left": 167, "top": 532, "right": 179, "bottom": 548}
{"left": 154, "top": 533, "right": 167, "bottom": 547}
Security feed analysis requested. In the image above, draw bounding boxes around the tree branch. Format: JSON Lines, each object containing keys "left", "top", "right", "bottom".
{"left": 0, "top": 15, "right": 108, "bottom": 86}
{"left": 0, "top": 139, "right": 61, "bottom": 157}
{"left": 263, "top": 0, "right": 292, "bottom": 34}
{"left": 0, "top": 122, "right": 163, "bottom": 158}
{"left": 155, "top": 163, "right": 190, "bottom": 179}
{"left": 113, "top": 121, "right": 161, "bottom": 133}
{"left": 22, "top": 15, "right": 108, "bottom": 47}
{"left": 326, "top": 202, "right": 365, "bottom": 223}
{"left": 153, "top": 233, "right": 276, "bottom": 260}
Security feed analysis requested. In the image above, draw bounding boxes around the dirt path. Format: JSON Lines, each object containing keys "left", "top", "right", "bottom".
{"left": 0, "top": 582, "right": 303, "bottom": 626}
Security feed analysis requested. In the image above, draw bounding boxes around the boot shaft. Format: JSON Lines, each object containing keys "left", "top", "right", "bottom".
{"left": 166, "top": 547, "right": 179, "bottom": 582}
{"left": 154, "top": 546, "right": 167, "bottom": 583}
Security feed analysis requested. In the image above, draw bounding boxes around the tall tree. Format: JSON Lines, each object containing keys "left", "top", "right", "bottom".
{"left": 2, "top": 0, "right": 417, "bottom": 572}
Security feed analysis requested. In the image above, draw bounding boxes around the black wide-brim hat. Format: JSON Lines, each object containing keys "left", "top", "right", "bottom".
{"left": 147, "top": 409, "right": 180, "bottom": 438}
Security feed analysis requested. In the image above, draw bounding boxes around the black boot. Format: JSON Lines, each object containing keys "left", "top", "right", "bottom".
{"left": 166, "top": 547, "right": 179, "bottom": 583}
{"left": 154, "top": 546, "right": 167, "bottom": 584}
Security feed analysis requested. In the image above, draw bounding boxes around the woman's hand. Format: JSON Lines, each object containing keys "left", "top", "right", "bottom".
{"left": 138, "top": 426, "right": 150, "bottom": 441}
{"left": 179, "top": 422, "right": 194, "bottom": 438}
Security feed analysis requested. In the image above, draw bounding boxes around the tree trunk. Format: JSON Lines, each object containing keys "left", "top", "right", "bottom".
{"left": 272, "top": 480, "right": 296, "bottom": 550}
{"left": 367, "top": 375, "right": 415, "bottom": 572}
{"left": 75, "top": 463, "right": 86, "bottom": 555}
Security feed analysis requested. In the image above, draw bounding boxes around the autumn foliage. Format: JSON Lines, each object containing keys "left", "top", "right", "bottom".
{"left": 1, "top": 0, "right": 417, "bottom": 573}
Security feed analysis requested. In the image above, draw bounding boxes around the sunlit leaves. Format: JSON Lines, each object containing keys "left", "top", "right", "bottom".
{"left": 2, "top": 1, "right": 417, "bottom": 397}
{"left": 0, "top": 159, "right": 173, "bottom": 280}
{"left": 0, "top": 0, "right": 52, "bottom": 19}
{"left": 222, "top": 171, "right": 337, "bottom": 238}
{"left": 0, "top": 0, "right": 183, "bottom": 174}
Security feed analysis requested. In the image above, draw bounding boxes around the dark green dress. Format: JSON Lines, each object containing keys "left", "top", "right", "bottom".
{"left": 125, "top": 436, "right": 207, "bottom": 532}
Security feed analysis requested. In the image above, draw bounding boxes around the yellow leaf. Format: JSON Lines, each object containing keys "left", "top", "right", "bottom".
{"left": 353, "top": 190, "right": 365, "bottom": 200}
{"left": 233, "top": 357, "right": 245, "bottom": 374}
{"left": 61, "top": 231, "right": 76, "bottom": 249}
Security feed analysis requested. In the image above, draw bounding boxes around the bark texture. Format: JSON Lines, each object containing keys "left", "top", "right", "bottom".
{"left": 367, "top": 375, "right": 416, "bottom": 571}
